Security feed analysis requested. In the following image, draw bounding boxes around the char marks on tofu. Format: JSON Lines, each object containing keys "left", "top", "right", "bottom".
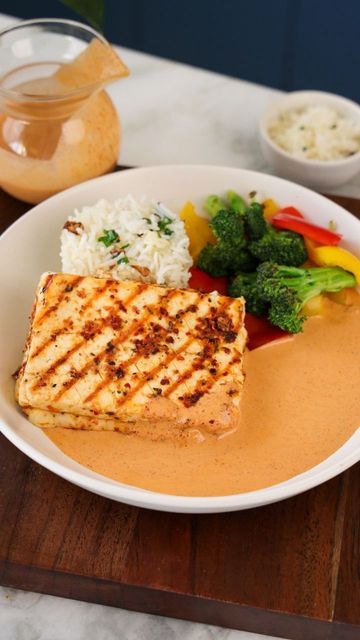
{"left": 16, "top": 273, "right": 247, "bottom": 439}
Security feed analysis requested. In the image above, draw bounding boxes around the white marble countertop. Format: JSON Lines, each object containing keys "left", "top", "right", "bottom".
{"left": 111, "top": 43, "right": 360, "bottom": 199}
{"left": 2, "top": 11, "right": 359, "bottom": 640}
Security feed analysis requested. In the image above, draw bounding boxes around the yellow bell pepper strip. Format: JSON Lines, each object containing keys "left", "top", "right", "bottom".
{"left": 305, "top": 238, "right": 360, "bottom": 284}
{"left": 262, "top": 198, "right": 279, "bottom": 219}
{"left": 179, "top": 201, "right": 215, "bottom": 261}
{"left": 302, "top": 294, "right": 326, "bottom": 317}
{"left": 304, "top": 237, "right": 320, "bottom": 263}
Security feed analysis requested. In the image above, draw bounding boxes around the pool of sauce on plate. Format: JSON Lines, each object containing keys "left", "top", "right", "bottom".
{"left": 45, "top": 300, "right": 360, "bottom": 496}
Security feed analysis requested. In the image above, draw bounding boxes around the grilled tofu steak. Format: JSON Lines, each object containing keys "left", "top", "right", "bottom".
{"left": 16, "top": 272, "right": 247, "bottom": 440}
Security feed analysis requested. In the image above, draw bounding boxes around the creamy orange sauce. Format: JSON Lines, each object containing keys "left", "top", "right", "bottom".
{"left": 0, "top": 90, "right": 120, "bottom": 203}
{"left": 45, "top": 301, "right": 360, "bottom": 496}
{"left": 0, "top": 40, "right": 129, "bottom": 203}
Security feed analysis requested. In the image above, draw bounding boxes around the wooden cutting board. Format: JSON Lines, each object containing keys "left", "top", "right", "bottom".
{"left": 0, "top": 175, "right": 359, "bottom": 640}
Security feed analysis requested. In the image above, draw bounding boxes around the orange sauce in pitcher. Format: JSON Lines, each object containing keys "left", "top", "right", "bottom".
{"left": 0, "top": 40, "right": 129, "bottom": 203}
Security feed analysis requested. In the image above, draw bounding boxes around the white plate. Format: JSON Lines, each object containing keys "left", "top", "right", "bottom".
{"left": 0, "top": 165, "right": 359, "bottom": 513}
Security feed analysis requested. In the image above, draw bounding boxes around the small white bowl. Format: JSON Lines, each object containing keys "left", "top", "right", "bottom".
{"left": 259, "top": 90, "right": 360, "bottom": 190}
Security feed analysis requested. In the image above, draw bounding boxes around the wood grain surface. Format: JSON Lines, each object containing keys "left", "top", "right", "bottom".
{"left": 0, "top": 177, "right": 359, "bottom": 640}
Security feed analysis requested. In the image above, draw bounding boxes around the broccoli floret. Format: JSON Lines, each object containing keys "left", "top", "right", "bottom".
{"left": 231, "top": 248, "right": 258, "bottom": 273}
{"left": 210, "top": 209, "right": 246, "bottom": 245}
{"left": 197, "top": 243, "right": 257, "bottom": 277}
{"left": 197, "top": 244, "right": 228, "bottom": 277}
{"left": 244, "top": 202, "right": 268, "bottom": 239}
{"left": 227, "top": 190, "right": 246, "bottom": 215}
{"left": 243, "top": 202, "right": 307, "bottom": 266}
{"left": 228, "top": 272, "right": 268, "bottom": 316}
{"left": 204, "top": 195, "right": 227, "bottom": 218}
{"left": 250, "top": 230, "right": 307, "bottom": 266}
{"left": 257, "top": 262, "right": 356, "bottom": 333}
{"left": 198, "top": 209, "right": 258, "bottom": 276}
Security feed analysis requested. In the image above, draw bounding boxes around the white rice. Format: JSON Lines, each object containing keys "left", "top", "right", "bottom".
{"left": 60, "top": 195, "right": 192, "bottom": 288}
{"left": 268, "top": 105, "right": 360, "bottom": 161}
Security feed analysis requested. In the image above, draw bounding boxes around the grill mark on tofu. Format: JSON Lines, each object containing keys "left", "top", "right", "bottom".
{"left": 87, "top": 336, "right": 193, "bottom": 406}
{"left": 162, "top": 299, "right": 238, "bottom": 404}
{"left": 50, "top": 287, "right": 181, "bottom": 402}
{"left": 31, "top": 282, "right": 148, "bottom": 392}
{"left": 19, "top": 275, "right": 246, "bottom": 435}
{"left": 34, "top": 275, "right": 84, "bottom": 326}
{"left": 179, "top": 350, "right": 242, "bottom": 408}
{"left": 83, "top": 295, "right": 202, "bottom": 403}
{"left": 31, "top": 281, "right": 114, "bottom": 358}
{"left": 87, "top": 297, "right": 235, "bottom": 407}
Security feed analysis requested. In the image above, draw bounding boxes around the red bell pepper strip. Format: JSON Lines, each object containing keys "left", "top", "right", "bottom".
{"left": 277, "top": 206, "right": 304, "bottom": 219}
{"left": 271, "top": 213, "right": 342, "bottom": 246}
{"left": 189, "top": 267, "right": 228, "bottom": 295}
{"left": 245, "top": 313, "right": 289, "bottom": 350}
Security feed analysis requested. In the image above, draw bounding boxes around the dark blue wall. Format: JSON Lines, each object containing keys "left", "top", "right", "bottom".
{"left": 2, "top": 0, "right": 359, "bottom": 102}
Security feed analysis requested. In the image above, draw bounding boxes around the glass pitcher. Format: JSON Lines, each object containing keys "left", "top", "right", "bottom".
{"left": 0, "top": 19, "right": 129, "bottom": 203}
